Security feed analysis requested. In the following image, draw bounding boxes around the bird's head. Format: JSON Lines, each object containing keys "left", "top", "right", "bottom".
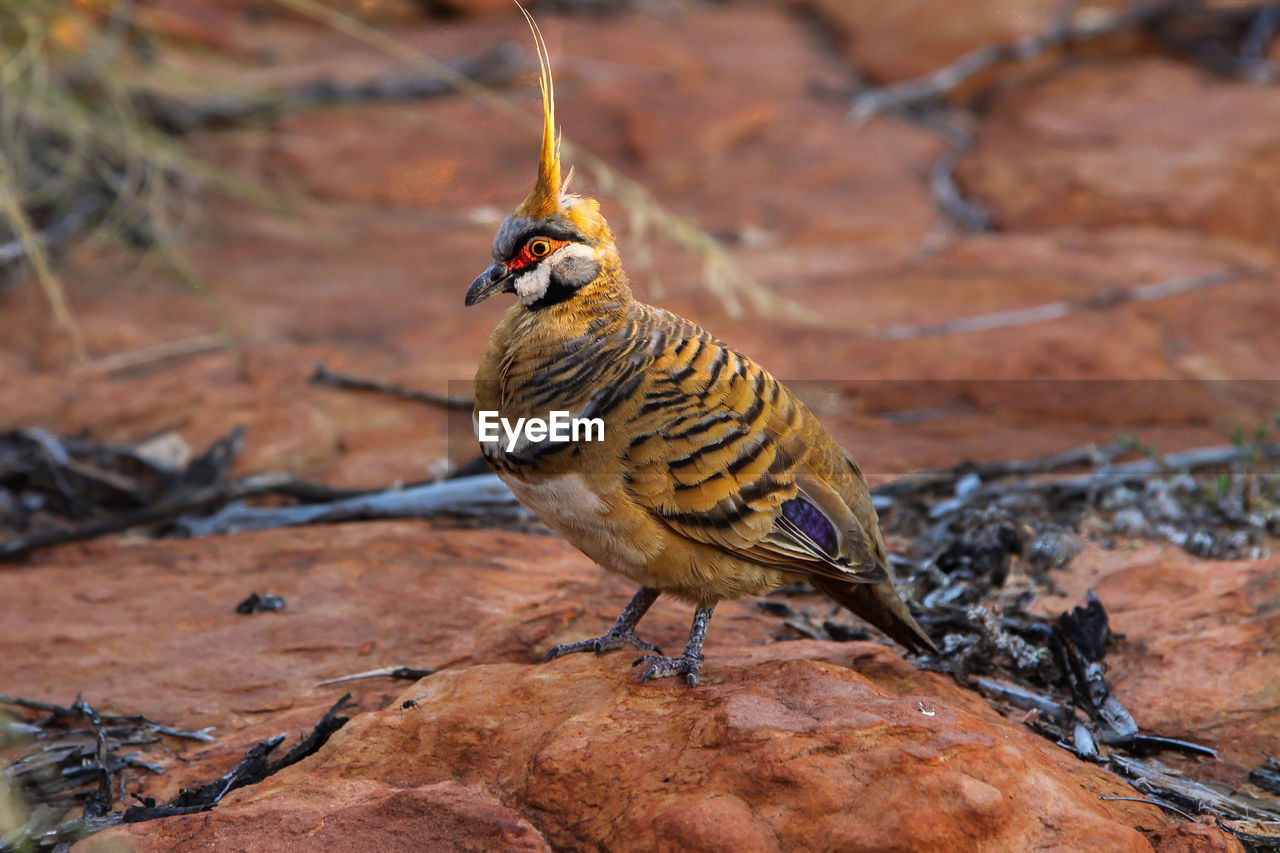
{"left": 465, "top": 11, "right": 618, "bottom": 311}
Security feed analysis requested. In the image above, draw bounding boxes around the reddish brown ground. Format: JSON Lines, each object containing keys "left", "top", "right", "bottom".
{"left": 1, "top": 1, "right": 1276, "bottom": 850}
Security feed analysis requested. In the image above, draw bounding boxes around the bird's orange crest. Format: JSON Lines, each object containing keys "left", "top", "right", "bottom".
{"left": 513, "top": 4, "right": 562, "bottom": 220}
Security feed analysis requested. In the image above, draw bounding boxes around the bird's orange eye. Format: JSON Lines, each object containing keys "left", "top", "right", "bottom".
{"left": 529, "top": 238, "right": 553, "bottom": 258}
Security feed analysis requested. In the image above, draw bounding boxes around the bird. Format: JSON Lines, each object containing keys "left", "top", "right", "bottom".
{"left": 465, "top": 11, "right": 935, "bottom": 686}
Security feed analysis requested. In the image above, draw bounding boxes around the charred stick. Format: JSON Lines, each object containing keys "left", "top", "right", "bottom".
{"left": 120, "top": 695, "right": 352, "bottom": 825}
{"left": 0, "top": 428, "right": 244, "bottom": 560}
{"left": 69, "top": 699, "right": 114, "bottom": 817}
{"left": 263, "top": 693, "right": 353, "bottom": 777}
{"left": 173, "top": 473, "right": 528, "bottom": 537}
{"left": 851, "top": 1, "right": 1279, "bottom": 120}
{"left": 318, "top": 667, "right": 436, "bottom": 686}
{"left": 880, "top": 268, "right": 1257, "bottom": 341}
{"left": 1214, "top": 819, "right": 1280, "bottom": 849}
{"left": 915, "top": 441, "right": 1280, "bottom": 517}
{"left": 974, "top": 677, "right": 1072, "bottom": 725}
{"left": 873, "top": 440, "right": 1130, "bottom": 500}
{"left": 310, "top": 362, "right": 473, "bottom": 411}
{"left": 1098, "top": 795, "right": 1200, "bottom": 822}
{"left": 0, "top": 693, "right": 216, "bottom": 743}
{"left": 929, "top": 145, "right": 994, "bottom": 232}
{"left": 0, "top": 481, "right": 229, "bottom": 560}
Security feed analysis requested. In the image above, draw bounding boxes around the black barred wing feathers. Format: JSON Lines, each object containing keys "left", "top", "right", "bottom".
{"left": 623, "top": 308, "right": 887, "bottom": 585}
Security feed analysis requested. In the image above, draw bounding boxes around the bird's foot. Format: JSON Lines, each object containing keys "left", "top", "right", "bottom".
{"left": 544, "top": 629, "right": 662, "bottom": 662}
{"left": 632, "top": 651, "right": 704, "bottom": 687}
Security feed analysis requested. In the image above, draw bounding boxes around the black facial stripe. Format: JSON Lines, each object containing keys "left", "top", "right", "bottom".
{"left": 520, "top": 253, "right": 598, "bottom": 310}
{"left": 524, "top": 277, "right": 577, "bottom": 310}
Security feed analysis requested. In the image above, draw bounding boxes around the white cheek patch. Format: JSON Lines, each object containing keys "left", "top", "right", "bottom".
{"left": 513, "top": 244, "right": 599, "bottom": 306}
{"left": 514, "top": 264, "right": 551, "bottom": 305}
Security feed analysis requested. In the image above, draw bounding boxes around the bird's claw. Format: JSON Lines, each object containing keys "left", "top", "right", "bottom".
{"left": 544, "top": 629, "right": 662, "bottom": 662}
{"left": 632, "top": 652, "right": 704, "bottom": 687}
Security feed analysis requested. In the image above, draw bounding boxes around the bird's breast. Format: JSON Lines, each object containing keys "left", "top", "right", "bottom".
{"left": 499, "top": 471, "right": 658, "bottom": 580}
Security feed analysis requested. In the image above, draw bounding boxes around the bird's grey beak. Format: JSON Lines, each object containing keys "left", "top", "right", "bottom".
{"left": 465, "top": 262, "right": 513, "bottom": 306}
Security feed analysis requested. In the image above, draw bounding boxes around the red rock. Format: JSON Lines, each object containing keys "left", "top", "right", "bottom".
{"left": 960, "top": 60, "right": 1280, "bottom": 247}
{"left": 79, "top": 642, "right": 1220, "bottom": 852}
{"left": 79, "top": 778, "right": 553, "bottom": 852}
{"left": 0, "top": 525, "right": 1249, "bottom": 852}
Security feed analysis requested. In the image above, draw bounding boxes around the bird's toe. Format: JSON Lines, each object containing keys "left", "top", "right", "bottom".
{"left": 633, "top": 653, "right": 702, "bottom": 686}
{"left": 545, "top": 629, "right": 660, "bottom": 663}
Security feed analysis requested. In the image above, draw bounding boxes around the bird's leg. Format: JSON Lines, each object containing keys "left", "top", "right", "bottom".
{"left": 633, "top": 604, "right": 715, "bottom": 687}
{"left": 544, "top": 587, "right": 663, "bottom": 661}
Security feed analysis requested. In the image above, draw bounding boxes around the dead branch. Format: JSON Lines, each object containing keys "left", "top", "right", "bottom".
{"left": 318, "top": 666, "right": 436, "bottom": 686}
{"left": 133, "top": 44, "right": 525, "bottom": 135}
{"left": 0, "top": 694, "right": 215, "bottom": 743}
{"left": 0, "top": 428, "right": 246, "bottom": 561}
{"left": 879, "top": 268, "right": 1259, "bottom": 341}
{"left": 1098, "top": 795, "right": 1199, "bottom": 822}
{"left": 873, "top": 440, "right": 1130, "bottom": 504}
{"left": 172, "top": 473, "right": 530, "bottom": 537}
{"left": 852, "top": 2, "right": 1280, "bottom": 120}
{"left": 6, "top": 425, "right": 1273, "bottom": 560}
{"left": 851, "top": 1, "right": 1280, "bottom": 232}
{"left": 929, "top": 145, "right": 992, "bottom": 233}
{"left": 1110, "top": 753, "right": 1280, "bottom": 823}
{"left": 310, "top": 362, "right": 473, "bottom": 411}
{"left": 913, "top": 441, "right": 1280, "bottom": 532}
{"left": 0, "top": 428, "right": 389, "bottom": 561}
{"left": 1037, "top": 441, "right": 1280, "bottom": 498}
{"left": 1252, "top": 754, "right": 1280, "bottom": 796}
{"left": 78, "top": 333, "right": 231, "bottom": 376}
{"left": 1, "top": 691, "right": 227, "bottom": 851}
{"left": 118, "top": 694, "right": 352, "bottom": 825}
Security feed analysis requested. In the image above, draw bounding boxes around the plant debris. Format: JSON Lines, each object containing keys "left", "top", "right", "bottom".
{"left": 4, "top": 427, "right": 1275, "bottom": 561}
{"left": 0, "top": 694, "right": 352, "bottom": 852}
{"left": 0, "top": 693, "right": 213, "bottom": 852}
{"left": 0, "top": 427, "right": 526, "bottom": 561}
{"left": 1252, "top": 754, "right": 1280, "bottom": 797}
{"left": 119, "top": 694, "right": 352, "bottom": 825}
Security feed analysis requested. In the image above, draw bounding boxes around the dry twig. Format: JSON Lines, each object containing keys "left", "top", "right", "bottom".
{"left": 879, "top": 268, "right": 1259, "bottom": 341}
{"left": 310, "top": 362, "right": 472, "bottom": 410}
{"left": 851, "top": 1, "right": 1280, "bottom": 231}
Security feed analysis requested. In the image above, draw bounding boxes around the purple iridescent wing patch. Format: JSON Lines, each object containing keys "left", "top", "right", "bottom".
{"left": 781, "top": 498, "right": 837, "bottom": 555}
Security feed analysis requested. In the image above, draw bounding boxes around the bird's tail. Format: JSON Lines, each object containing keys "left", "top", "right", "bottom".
{"left": 809, "top": 576, "right": 937, "bottom": 654}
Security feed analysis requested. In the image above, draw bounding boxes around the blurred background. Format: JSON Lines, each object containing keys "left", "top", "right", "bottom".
{"left": 1, "top": 0, "right": 1277, "bottom": 486}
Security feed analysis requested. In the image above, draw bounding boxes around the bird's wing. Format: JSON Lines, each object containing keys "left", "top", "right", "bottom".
{"left": 623, "top": 317, "right": 886, "bottom": 585}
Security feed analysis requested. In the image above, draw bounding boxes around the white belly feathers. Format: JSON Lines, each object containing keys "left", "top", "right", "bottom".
{"left": 501, "top": 472, "right": 655, "bottom": 579}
